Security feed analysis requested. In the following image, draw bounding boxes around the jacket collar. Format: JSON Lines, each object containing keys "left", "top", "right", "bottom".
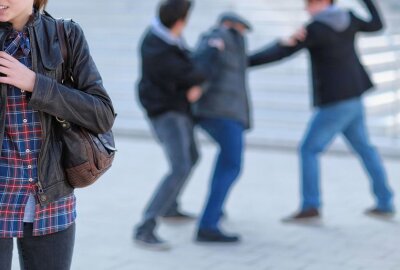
{"left": 151, "top": 18, "right": 187, "bottom": 50}
{"left": 0, "top": 10, "right": 61, "bottom": 70}
{"left": 32, "top": 11, "right": 63, "bottom": 70}
{"left": 28, "top": 8, "right": 42, "bottom": 28}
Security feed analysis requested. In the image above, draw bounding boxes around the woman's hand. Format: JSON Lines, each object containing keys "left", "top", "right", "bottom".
{"left": 0, "top": 51, "right": 36, "bottom": 92}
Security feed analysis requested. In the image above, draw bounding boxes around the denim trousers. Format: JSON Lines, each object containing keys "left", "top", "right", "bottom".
{"left": 137, "top": 112, "right": 198, "bottom": 233}
{"left": 0, "top": 223, "right": 75, "bottom": 270}
{"left": 198, "top": 118, "right": 244, "bottom": 231}
{"left": 300, "top": 98, "right": 394, "bottom": 211}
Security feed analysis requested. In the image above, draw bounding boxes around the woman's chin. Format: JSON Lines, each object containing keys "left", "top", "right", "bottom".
{"left": 0, "top": 15, "right": 10, "bottom": 23}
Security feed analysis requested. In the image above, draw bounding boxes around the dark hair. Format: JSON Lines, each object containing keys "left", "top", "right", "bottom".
{"left": 158, "top": 0, "right": 192, "bottom": 29}
{"left": 34, "top": 0, "right": 48, "bottom": 10}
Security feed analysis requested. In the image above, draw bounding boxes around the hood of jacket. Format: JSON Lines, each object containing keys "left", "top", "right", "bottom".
{"left": 313, "top": 5, "right": 351, "bottom": 32}
{"left": 150, "top": 17, "right": 187, "bottom": 50}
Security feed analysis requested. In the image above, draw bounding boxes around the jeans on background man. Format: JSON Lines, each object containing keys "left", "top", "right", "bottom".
{"left": 138, "top": 112, "right": 199, "bottom": 234}
{"left": 198, "top": 118, "right": 244, "bottom": 231}
{"left": 300, "top": 98, "right": 393, "bottom": 212}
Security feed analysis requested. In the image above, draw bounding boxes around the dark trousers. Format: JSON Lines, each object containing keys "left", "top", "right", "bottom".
{"left": 137, "top": 112, "right": 198, "bottom": 234}
{"left": 0, "top": 223, "right": 75, "bottom": 270}
{"left": 198, "top": 118, "right": 244, "bottom": 231}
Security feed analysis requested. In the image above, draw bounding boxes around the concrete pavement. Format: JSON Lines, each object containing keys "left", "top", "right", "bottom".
{"left": 12, "top": 136, "right": 400, "bottom": 270}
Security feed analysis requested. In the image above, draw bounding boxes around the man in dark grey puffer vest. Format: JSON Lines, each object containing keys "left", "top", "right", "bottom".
{"left": 192, "top": 12, "right": 252, "bottom": 243}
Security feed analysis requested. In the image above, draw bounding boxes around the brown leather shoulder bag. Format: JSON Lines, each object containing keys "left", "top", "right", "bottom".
{"left": 55, "top": 18, "right": 117, "bottom": 188}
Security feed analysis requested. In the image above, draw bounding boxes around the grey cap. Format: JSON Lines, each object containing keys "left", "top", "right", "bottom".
{"left": 219, "top": 12, "right": 252, "bottom": 31}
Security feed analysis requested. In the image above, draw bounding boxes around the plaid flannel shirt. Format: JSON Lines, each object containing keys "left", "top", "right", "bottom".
{"left": 0, "top": 29, "right": 76, "bottom": 238}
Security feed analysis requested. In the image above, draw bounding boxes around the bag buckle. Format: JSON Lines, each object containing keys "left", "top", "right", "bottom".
{"left": 56, "top": 117, "right": 71, "bottom": 129}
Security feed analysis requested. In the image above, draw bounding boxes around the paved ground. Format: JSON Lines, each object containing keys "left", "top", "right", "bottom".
{"left": 12, "top": 136, "right": 400, "bottom": 270}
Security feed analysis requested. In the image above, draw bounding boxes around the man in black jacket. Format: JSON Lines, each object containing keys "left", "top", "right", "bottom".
{"left": 135, "top": 0, "right": 221, "bottom": 249}
{"left": 249, "top": 0, "right": 395, "bottom": 221}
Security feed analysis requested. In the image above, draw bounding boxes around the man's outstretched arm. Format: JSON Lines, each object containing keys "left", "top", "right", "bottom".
{"left": 354, "top": 0, "right": 384, "bottom": 32}
{"left": 248, "top": 42, "right": 293, "bottom": 67}
{"left": 248, "top": 27, "right": 309, "bottom": 67}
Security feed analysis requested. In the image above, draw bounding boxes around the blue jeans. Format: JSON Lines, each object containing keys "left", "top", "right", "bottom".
{"left": 300, "top": 98, "right": 394, "bottom": 211}
{"left": 0, "top": 223, "right": 75, "bottom": 270}
{"left": 198, "top": 118, "right": 244, "bottom": 231}
{"left": 137, "top": 112, "right": 198, "bottom": 233}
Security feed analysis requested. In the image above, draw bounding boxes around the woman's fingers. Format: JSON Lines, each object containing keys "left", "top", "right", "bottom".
{"left": 0, "top": 52, "right": 35, "bottom": 92}
{"left": 0, "top": 65, "right": 11, "bottom": 77}
{"left": 0, "top": 58, "right": 15, "bottom": 69}
{"left": 0, "top": 76, "right": 11, "bottom": 85}
{"left": 0, "top": 51, "right": 16, "bottom": 63}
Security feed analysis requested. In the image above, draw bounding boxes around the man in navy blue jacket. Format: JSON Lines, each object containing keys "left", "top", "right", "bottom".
{"left": 249, "top": 0, "right": 395, "bottom": 221}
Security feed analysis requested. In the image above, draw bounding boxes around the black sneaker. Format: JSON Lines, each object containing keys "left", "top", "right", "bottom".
{"left": 196, "top": 229, "right": 241, "bottom": 243}
{"left": 282, "top": 208, "right": 321, "bottom": 223}
{"left": 365, "top": 208, "right": 395, "bottom": 219}
{"left": 161, "top": 210, "right": 196, "bottom": 222}
{"left": 134, "top": 231, "right": 171, "bottom": 251}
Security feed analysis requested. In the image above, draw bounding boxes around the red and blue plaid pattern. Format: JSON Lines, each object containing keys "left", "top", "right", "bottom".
{"left": 0, "top": 30, "right": 76, "bottom": 238}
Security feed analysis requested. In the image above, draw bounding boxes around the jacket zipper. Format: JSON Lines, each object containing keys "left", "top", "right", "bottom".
{"left": 28, "top": 26, "right": 46, "bottom": 201}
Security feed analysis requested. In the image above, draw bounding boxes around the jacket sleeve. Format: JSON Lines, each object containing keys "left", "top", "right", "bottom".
{"left": 248, "top": 24, "right": 320, "bottom": 67}
{"left": 155, "top": 48, "right": 212, "bottom": 92}
{"left": 248, "top": 41, "right": 306, "bottom": 67}
{"left": 29, "top": 21, "right": 115, "bottom": 134}
{"left": 352, "top": 0, "right": 384, "bottom": 32}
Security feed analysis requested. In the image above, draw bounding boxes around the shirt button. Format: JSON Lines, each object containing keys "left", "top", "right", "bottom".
{"left": 25, "top": 149, "right": 30, "bottom": 153}
{"left": 23, "top": 119, "right": 28, "bottom": 123}
{"left": 29, "top": 178, "right": 34, "bottom": 182}
{"left": 28, "top": 165, "right": 32, "bottom": 169}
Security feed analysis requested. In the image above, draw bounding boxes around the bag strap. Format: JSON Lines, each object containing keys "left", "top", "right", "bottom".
{"left": 55, "top": 18, "right": 73, "bottom": 84}
{"left": 55, "top": 19, "right": 74, "bottom": 128}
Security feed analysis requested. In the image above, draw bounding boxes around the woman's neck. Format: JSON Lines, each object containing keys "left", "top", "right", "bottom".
{"left": 11, "top": 9, "right": 33, "bottom": 31}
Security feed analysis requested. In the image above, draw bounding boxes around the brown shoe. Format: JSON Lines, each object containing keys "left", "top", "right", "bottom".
{"left": 282, "top": 208, "right": 321, "bottom": 223}
{"left": 365, "top": 208, "right": 395, "bottom": 219}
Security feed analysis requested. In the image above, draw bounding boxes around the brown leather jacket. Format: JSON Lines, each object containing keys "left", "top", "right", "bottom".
{"left": 0, "top": 11, "right": 115, "bottom": 205}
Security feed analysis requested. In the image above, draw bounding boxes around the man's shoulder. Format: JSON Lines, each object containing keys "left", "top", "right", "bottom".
{"left": 142, "top": 29, "right": 163, "bottom": 46}
{"left": 141, "top": 30, "right": 179, "bottom": 57}
{"left": 200, "top": 27, "right": 225, "bottom": 40}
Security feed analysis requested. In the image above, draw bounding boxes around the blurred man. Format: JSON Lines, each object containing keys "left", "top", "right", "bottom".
{"left": 192, "top": 13, "right": 252, "bottom": 243}
{"left": 136, "top": 0, "right": 221, "bottom": 250}
{"left": 249, "top": 0, "right": 395, "bottom": 222}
